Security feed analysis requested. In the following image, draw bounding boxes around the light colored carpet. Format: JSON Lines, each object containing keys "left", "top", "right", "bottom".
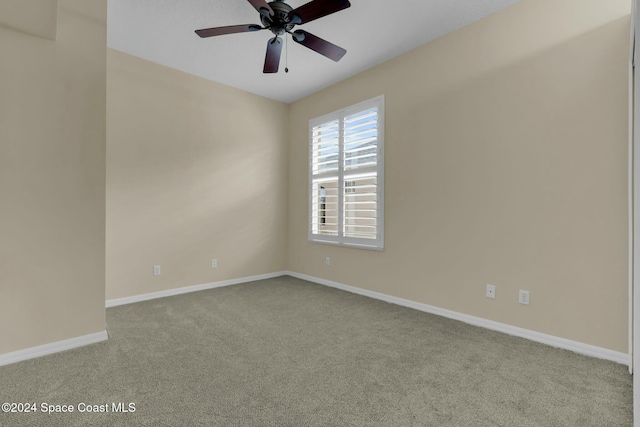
{"left": 0, "top": 276, "right": 632, "bottom": 426}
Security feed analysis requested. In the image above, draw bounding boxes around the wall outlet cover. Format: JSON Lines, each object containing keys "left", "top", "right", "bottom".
{"left": 486, "top": 284, "right": 496, "bottom": 299}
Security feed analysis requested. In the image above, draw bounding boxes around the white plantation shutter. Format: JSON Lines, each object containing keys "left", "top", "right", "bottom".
{"left": 311, "top": 119, "right": 339, "bottom": 237}
{"left": 309, "top": 96, "right": 384, "bottom": 250}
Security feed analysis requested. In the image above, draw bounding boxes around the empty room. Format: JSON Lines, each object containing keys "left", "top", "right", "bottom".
{"left": 0, "top": 0, "right": 637, "bottom": 425}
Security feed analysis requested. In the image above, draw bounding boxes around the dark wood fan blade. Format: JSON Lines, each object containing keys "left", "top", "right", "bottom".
{"left": 292, "top": 30, "right": 346, "bottom": 62}
{"left": 247, "top": 0, "right": 274, "bottom": 17}
{"left": 288, "top": 0, "right": 350, "bottom": 25}
{"left": 195, "top": 24, "right": 262, "bottom": 38}
{"left": 264, "top": 37, "right": 283, "bottom": 73}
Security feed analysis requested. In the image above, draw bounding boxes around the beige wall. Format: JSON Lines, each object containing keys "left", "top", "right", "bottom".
{"left": 288, "top": 0, "right": 631, "bottom": 352}
{"left": 0, "top": 0, "right": 107, "bottom": 354}
{"left": 0, "top": 0, "right": 58, "bottom": 40}
{"left": 106, "top": 49, "right": 288, "bottom": 300}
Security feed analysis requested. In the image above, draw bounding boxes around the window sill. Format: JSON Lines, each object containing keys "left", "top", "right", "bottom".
{"left": 308, "top": 238, "right": 384, "bottom": 252}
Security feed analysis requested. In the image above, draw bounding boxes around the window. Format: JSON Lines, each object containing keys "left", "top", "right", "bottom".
{"left": 309, "top": 95, "right": 384, "bottom": 250}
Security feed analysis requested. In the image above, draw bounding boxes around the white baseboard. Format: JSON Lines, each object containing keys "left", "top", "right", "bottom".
{"left": 4, "top": 272, "right": 627, "bottom": 368}
{"left": 0, "top": 330, "right": 108, "bottom": 367}
{"left": 106, "top": 271, "right": 288, "bottom": 308}
{"left": 286, "top": 271, "right": 631, "bottom": 367}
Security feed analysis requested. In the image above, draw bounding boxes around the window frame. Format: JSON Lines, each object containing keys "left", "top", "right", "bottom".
{"left": 308, "top": 95, "right": 385, "bottom": 251}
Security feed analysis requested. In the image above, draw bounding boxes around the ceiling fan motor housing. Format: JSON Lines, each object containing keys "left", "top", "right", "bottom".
{"left": 261, "top": 1, "right": 296, "bottom": 35}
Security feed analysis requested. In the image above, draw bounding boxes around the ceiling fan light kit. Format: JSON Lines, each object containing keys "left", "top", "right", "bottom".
{"left": 195, "top": 0, "right": 351, "bottom": 73}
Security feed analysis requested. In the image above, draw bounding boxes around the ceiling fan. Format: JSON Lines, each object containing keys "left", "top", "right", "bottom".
{"left": 195, "top": 0, "right": 351, "bottom": 73}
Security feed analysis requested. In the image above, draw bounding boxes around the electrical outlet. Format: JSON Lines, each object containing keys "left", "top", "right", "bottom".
{"left": 153, "top": 265, "right": 161, "bottom": 276}
{"left": 211, "top": 259, "right": 217, "bottom": 269}
{"left": 486, "top": 284, "right": 496, "bottom": 299}
{"left": 326, "top": 257, "right": 331, "bottom": 266}
{"left": 519, "top": 290, "right": 530, "bottom": 305}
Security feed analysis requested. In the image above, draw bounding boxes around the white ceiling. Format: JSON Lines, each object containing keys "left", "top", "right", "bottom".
{"left": 107, "top": 0, "right": 522, "bottom": 104}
